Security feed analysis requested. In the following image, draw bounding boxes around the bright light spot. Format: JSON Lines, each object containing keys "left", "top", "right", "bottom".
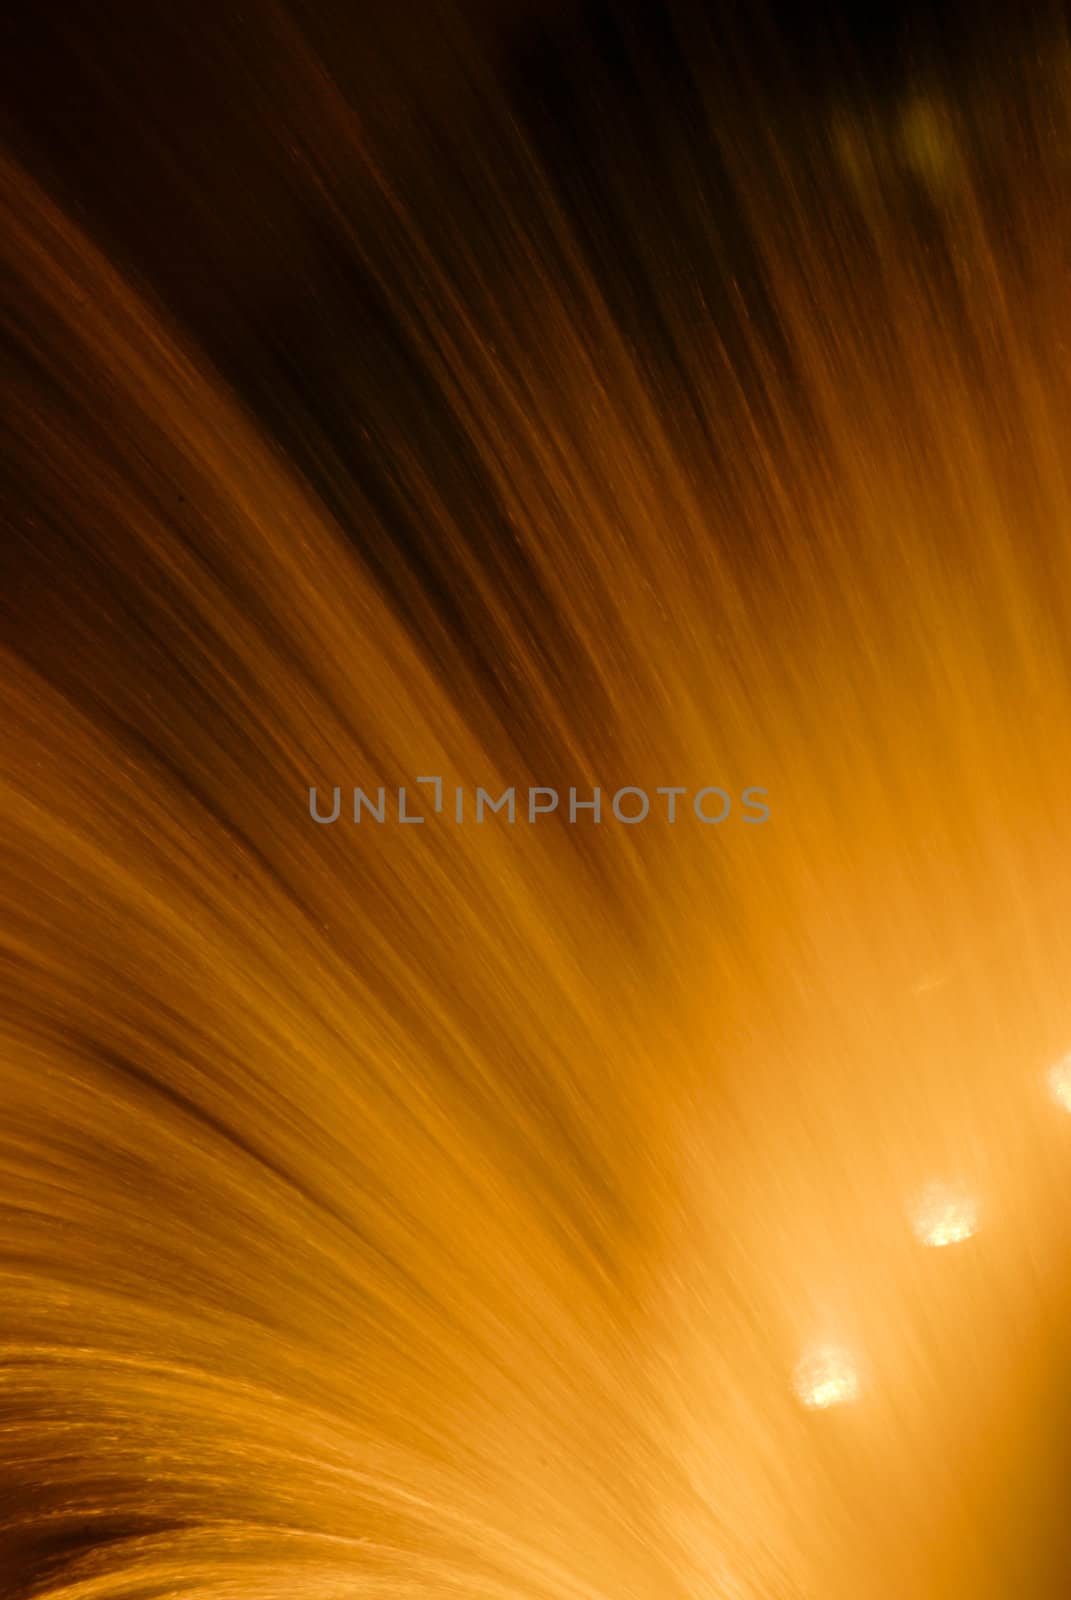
{"left": 1047, "top": 1056, "right": 1071, "bottom": 1112}
{"left": 897, "top": 96, "right": 960, "bottom": 189}
{"left": 911, "top": 1179, "right": 978, "bottom": 1248}
{"left": 793, "top": 1346, "right": 860, "bottom": 1410}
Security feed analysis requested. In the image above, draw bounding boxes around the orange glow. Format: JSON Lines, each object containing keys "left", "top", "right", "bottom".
{"left": 4, "top": 6, "right": 1071, "bottom": 1600}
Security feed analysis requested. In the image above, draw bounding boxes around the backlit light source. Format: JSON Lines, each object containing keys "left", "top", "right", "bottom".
{"left": 793, "top": 1346, "right": 861, "bottom": 1410}
{"left": 1047, "top": 1056, "right": 1071, "bottom": 1112}
{"left": 911, "top": 1180, "right": 978, "bottom": 1248}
